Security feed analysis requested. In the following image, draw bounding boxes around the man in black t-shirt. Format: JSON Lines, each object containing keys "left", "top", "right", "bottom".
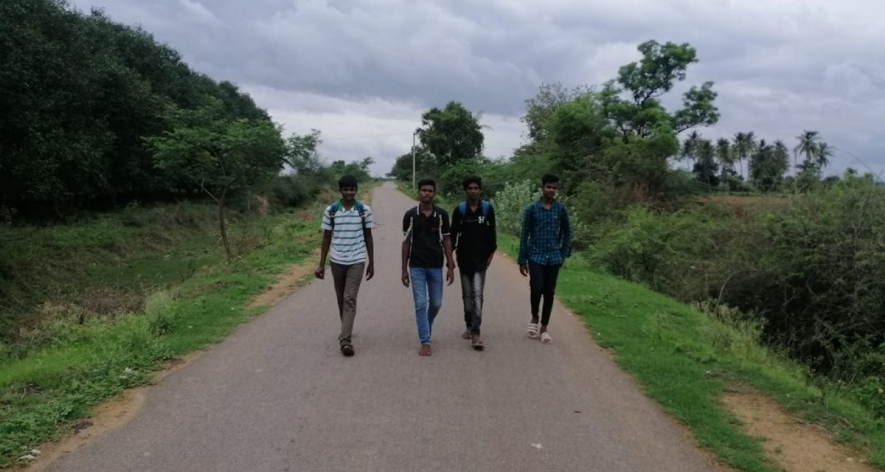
{"left": 450, "top": 175, "right": 497, "bottom": 351}
{"left": 402, "top": 178, "right": 455, "bottom": 357}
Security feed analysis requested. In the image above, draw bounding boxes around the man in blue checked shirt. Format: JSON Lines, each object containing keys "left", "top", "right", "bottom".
{"left": 517, "top": 174, "right": 572, "bottom": 345}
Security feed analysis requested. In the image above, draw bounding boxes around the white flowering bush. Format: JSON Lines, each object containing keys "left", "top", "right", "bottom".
{"left": 491, "top": 180, "right": 539, "bottom": 236}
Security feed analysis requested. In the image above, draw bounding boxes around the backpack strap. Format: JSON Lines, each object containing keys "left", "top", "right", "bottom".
{"left": 356, "top": 201, "right": 367, "bottom": 232}
{"left": 438, "top": 209, "right": 443, "bottom": 243}
{"left": 481, "top": 201, "right": 490, "bottom": 221}
{"left": 457, "top": 201, "right": 467, "bottom": 218}
{"left": 328, "top": 201, "right": 340, "bottom": 229}
{"left": 405, "top": 205, "right": 418, "bottom": 243}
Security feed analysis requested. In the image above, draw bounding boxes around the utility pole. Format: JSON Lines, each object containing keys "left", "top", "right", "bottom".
{"left": 411, "top": 130, "right": 418, "bottom": 190}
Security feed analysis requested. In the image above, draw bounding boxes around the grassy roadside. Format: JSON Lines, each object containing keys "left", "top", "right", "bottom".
{"left": 0, "top": 199, "right": 333, "bottom": 467}
{"left": 494, "top": 231, "right": 885, "bottom": 471}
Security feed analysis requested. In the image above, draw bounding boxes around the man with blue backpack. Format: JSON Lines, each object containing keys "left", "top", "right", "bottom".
{"left": 315, "top": 175, "right": 375, "bottom": 357}
{"left": 450, "top": 175, "right": 497, "bottom": 350}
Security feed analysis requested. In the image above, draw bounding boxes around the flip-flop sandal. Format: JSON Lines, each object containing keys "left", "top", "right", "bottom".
{"left": 540, "top": 332, "right": 553, "bottom": 344}
{"left": 462, "top": 330, "right": 472, "bottom": 340}
{"left": 341, "top": 344, "right": 355, "bottom": 356}
{"left": 527, "top": 322, "right": 539, "bottom": 338}
{"left": 471, "top": 337, "right": 485, "bottom": 351}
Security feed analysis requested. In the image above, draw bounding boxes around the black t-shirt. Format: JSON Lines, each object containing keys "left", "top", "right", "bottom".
{"left": 451, "top": 202, "right": 497, "bottom": 273}
{"left": 403, "top": 205, "right": 450, "bottom": 268}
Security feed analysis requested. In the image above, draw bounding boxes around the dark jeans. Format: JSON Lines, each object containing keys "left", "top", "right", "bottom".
{"left": 459, "top": 269, "right": 486, "bottom": 335}
{"left": 529, "top": 262, "right": 561, "bottom": 326}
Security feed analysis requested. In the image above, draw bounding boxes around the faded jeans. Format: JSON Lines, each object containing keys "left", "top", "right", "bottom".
{"left": 331, "top": 262, "right": 365, "bottom": 346}
{"left": 459, "top": 269, "right": 486, "bottom": 335}
{"left": 409, "top": 267, "right": 443, "bottom": 345}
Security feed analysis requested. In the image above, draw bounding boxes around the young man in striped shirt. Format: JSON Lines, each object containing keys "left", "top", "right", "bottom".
{"left": 315, "top": 175, "right": 375, "bottom": 357}
{"left": 517, "top": 173, "right": 572, "bottom": 344}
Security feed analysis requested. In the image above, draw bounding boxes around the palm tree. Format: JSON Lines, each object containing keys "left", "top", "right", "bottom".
{"left": 694, "top": 139, "right": 718, "bottom": 187}
{"left": 732, "top": 132, "right": 756, "bottom": 181}
{"left": 715, "top": 138, "right": 733, "bottom": 191}
{"left": 793, "top": 130, "right": 820, "bottom": 177}
{"left": 815, "top": 142, "right": 833, "bottom": 176}
{"left": 773, "top": 140, "right": 790, "bottom": 172}
{"left": 682, "top": 130, "right": 702, "bottom": 172}
{"left": 748, "top": 139, "right": 768, "bottom": 186}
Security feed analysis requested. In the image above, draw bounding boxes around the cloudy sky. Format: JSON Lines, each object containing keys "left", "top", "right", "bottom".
{"left": 70, "top": 0, "right": 885, "bottom": 177}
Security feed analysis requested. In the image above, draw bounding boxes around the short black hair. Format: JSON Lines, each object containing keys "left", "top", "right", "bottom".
{"left": 338, "top": 175, "right": 358, "bottom": 189}
{"left": 541, "top": 174, "right": 560, "bottom": 186}
{"left": 417, "top": 178, "right": 436, "bottom": 190}
{"left": 462, "top": 175, "right": 482, "bottom": 190}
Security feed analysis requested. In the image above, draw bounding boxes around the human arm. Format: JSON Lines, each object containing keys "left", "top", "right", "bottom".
{"left": 315, "top": 207, "right": 333, "bottom": 279}
{"left": 442, "top": 211, "right": 455, "bottom": 285}
{"left": 487, "top": 204, "right": 498, "bottom": 268}
{"left": 401, "top": 212, "right": 411, "bottom": 287}
{"left": 517, "top": 205, "right": 531, "bottom": 276}
{"left": 364, "top": 229, "right": 374, "bottom": 280}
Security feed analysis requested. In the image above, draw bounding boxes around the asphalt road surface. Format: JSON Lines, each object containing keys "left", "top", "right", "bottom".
{"left": 47, "top": 182, "right": 714, "bottom": 472}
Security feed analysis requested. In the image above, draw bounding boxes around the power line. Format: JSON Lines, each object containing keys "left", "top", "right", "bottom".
{"left": 321, "top": 131, "right": 412, "bottom": 141}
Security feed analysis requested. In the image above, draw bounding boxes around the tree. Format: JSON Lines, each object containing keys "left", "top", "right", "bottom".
{"left": 715, "top": 138, "right": 735, "bottom": 190}
{"left": 387, "top": 148, "right": 434, "bottom": 182}
{"left": 146, "top": 100, "right": 285, "bottom": 261}
{"left": 816, "top": 142, "right": 833, "bottom": 176}
{"left": 732, "top": 132, "right": 756, "bottom": 181}
{"left": 602, "top": 40, "right": 719, "bottom": 138}
{"left": 285, "top": 130, "right": 323, "bottom": 175}
{"left": 0, "top": 0, "right": 277, "bottom": 218}
{"left": 748, "top": 139, "right": 789, "bottom": 191}
{"left": 417, "top": 101, "right": 485, "bottom": 166}
{"left": 521, "top": 83, "right": 593, "bottom": 142}
{"left": 794, "top": 130, "right": 821, "bottom": 177}
{"left": 692, "top": 139, "right": 718, "bottom": 187}
{"left": 680, "top": 130, "right": 702, "bottom": 172}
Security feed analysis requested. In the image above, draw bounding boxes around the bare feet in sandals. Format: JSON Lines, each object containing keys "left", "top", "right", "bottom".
{"left": 418, "top": 344, "right": 432, "bottom": 356}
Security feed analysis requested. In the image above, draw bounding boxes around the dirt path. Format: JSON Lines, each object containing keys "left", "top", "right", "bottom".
{"left": 43, "top": 183, "right": 717, "bottom": 472}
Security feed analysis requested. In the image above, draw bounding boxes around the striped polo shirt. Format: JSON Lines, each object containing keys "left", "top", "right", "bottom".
{"left": 320, "top": 202, "right": 375, "bottom": 265}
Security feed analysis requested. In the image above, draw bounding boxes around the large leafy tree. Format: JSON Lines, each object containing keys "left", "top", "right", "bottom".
{"left": 416, "top": 101, "right": 485, "bottom": 166}
{"left": 146, "top": 99, "right": 285, "bottom": 261}
{"left": 285, "top": 130, "right": 323, "bottom": 175}
{"left": 0, "top": 0, "right": 274, "bottom": 218}
{"left": 601, "top": 40, "right": 720, "bottom": 139}
{"left": 521, "top": 82, "right": 593, "bottom": 142}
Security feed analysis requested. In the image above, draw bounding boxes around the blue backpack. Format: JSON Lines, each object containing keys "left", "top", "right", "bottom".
{"left": 457, "top": 200, "right": 490, "bottom": 222}
{"left": 329, "top": 201, "right": 367, "bottom": 231}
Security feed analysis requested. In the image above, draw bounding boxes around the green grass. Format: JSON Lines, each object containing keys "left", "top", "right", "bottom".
{"left": 0, "top": 202, "right": 225, "bottom": 338}
{"left": 495, "top": 233, "right": 885, "bottom": 471}
{"left": 0, "top": 202, "right": 325, "bottom": 467}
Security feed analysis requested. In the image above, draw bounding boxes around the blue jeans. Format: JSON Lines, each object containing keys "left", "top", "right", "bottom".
{"left": 409, "top": 267, "right": 443, "bottom": 345}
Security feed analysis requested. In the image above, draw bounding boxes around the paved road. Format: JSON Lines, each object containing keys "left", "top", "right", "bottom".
{"left": 47, "top": 183, "right": 714, "bottom": 472}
